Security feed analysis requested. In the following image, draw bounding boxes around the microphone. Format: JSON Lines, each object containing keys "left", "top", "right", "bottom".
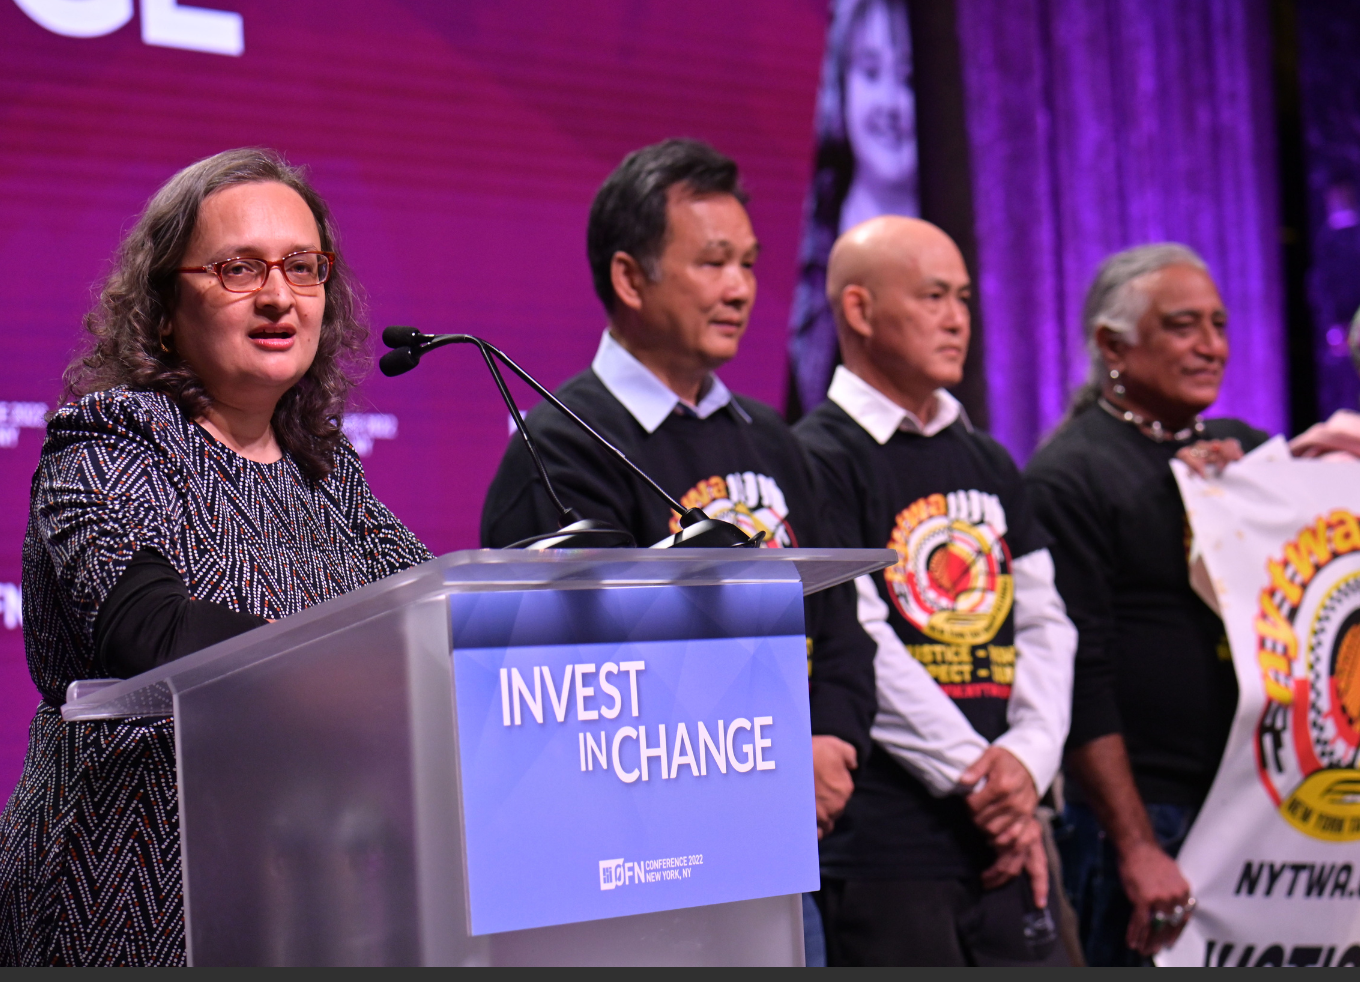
{"left": 378, "top": 325, "right": 431, "bottom": 376}
{"left": 381, "top": 327, "right": 630, "bottom": 549}
{"left": 378, "top": 345, "right": 422, "bottom": 376}
{"left": 382, "top": 325, "right": 423, "bottom": 349}
{"left": 380, "top": 327, "right": 762, "bottom": 549}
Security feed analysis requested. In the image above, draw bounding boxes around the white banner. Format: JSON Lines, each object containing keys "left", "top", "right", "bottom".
{"left": 1158, "top": 438, "right": 1360, "bottom": 967}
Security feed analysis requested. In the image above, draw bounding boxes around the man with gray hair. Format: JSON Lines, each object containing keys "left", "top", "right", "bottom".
{"left": 1024, "top": 243, "right": 1267, "bottom": 965}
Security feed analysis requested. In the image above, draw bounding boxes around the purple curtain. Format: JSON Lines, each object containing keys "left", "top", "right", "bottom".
{"left": 956, "top": 0, "right": 1287, "bottom": 462}
{"left": 1297, "top": 0, "right": 1360, "bottom": 418}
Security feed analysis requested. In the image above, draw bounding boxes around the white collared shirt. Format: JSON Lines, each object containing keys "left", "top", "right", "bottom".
{"left": 826, "top": 364, "right": 968, "bottom": 443}
{"left": 828, "top": 365, "right": 1076, "bottom": 798}
{"left": 590, "top": 330, "right": 748, "bottom": 434}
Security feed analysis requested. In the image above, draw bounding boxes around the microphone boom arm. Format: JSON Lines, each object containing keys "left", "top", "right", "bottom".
{"left": 470, "top": 338, "right": 577, "bottom": 527}
{"left": 423, "top": 334, "right": 690, "bottom": 518}
{"left": 379, "top": 328, "right": 761, "bottom": 548}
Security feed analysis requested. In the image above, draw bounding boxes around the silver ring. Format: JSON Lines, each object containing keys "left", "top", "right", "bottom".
{"left": 1152, "top": 897, "right": 1196, "bottom": 931}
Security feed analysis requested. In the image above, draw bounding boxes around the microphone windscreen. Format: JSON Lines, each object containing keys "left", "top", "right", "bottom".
{"left": 379, "top": 347, "right": 421, "bottom": 377}
{"left": 382, "top": 325, "right": 421, "bottom": 349}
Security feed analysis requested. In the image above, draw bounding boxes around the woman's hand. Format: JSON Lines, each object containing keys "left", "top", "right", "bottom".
{"left": 1175, "top": 438, "right": 1243, "bottom": 477}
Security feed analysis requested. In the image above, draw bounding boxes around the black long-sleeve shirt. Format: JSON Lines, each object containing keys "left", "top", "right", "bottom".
{"left": 92, "top": 549, "right": 267, "bottom": 680}
{"left": 480, "top": 368, "right": 878, "bottom": 759}
{"left": 1023, "top": 406, "right": 1266, "bottom": 806}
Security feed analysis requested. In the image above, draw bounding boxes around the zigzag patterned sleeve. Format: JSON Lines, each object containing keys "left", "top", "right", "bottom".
{"left": 31, "top": 392, "right": 187, "bottom": 647}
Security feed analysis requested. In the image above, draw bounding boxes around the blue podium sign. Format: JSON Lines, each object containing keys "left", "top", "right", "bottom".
{"left": 450, "top": 582, "right": 819, "bottom": 936}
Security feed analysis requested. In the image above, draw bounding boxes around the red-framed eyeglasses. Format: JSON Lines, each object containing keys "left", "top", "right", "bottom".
{"left": 177, "top": 251, "right": 335, "bottom": 294}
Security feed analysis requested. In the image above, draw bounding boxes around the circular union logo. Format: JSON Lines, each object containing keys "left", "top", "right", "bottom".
{"left": 884, "top": 500, "right": 1013, "bottom": 646}
{"left": 668, "top": 472, "right": 796, "bottom": 548}
{"left": 700, "top": 500, "right": 794, "bottom": 548}
{"left": 1255, "top": 511, "right": 1360, "bottom": 841}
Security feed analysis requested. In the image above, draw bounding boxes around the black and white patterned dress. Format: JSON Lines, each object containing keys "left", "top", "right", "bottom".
{"left": 0, "top": 387, "right": 433, "bottom": 966}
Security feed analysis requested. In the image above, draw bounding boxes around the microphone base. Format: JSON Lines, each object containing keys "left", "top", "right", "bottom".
{"left": 513, "top": 519, "right": 636, "bottom": 550}
{"left": 660, "top": 518, "right": 764, "bottom": 548}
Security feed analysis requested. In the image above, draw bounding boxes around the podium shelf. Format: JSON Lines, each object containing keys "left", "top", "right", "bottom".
{"left": 61, "top": 548, "right": 894, "bottom": 723}
{"left": 439, "top": 547, "right": 893, "bottom": 593}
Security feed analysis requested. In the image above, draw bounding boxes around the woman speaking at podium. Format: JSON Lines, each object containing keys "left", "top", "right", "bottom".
{"left": 0, "top": 149, "right": 432, "bottom": 966}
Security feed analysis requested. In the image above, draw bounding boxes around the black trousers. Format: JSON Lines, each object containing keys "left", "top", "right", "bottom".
{"left": 818, "top": 873, "right": 1070, "bottom": 967}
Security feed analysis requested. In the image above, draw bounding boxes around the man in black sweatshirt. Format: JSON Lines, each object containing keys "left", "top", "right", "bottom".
{"left": 480, "top": 139, "right": 877, "bottom": 847}
{"left": 1024, "top": 244, "right": 1266, "bottom": 964}
{"left": 794, "top": 216, "right": 1076, "bottom": 966}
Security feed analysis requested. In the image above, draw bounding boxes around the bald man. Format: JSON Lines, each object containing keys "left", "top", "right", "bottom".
{"left": 794, "top": 217, "right": 1077, "bottom": 966}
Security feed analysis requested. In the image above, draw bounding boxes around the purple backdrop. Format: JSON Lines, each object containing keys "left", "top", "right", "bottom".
{"left": 956, "top": 0, "right": 1287, "bottom": 462}
{"left": 0, "top": 0, "right": 827, "bottom": 800}
{"left": 1297, "top": 0, "right": 1360, "bottom": 417}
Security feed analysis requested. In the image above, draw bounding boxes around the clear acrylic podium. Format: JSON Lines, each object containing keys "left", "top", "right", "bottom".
{"left": 61, "top": 548, "right": 894, "bottom": 967}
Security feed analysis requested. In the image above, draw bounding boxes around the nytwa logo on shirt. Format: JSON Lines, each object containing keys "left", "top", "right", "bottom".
{"left": 668, "top": 472, "right": 796, "bottom": 547}
{"left": 884, "top": 489, "right": 1015, "bottom": 699}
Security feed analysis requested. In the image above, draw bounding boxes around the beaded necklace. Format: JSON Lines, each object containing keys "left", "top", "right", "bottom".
{"left": 1098, "top": 396, "right": 1205, "bottom": 444}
